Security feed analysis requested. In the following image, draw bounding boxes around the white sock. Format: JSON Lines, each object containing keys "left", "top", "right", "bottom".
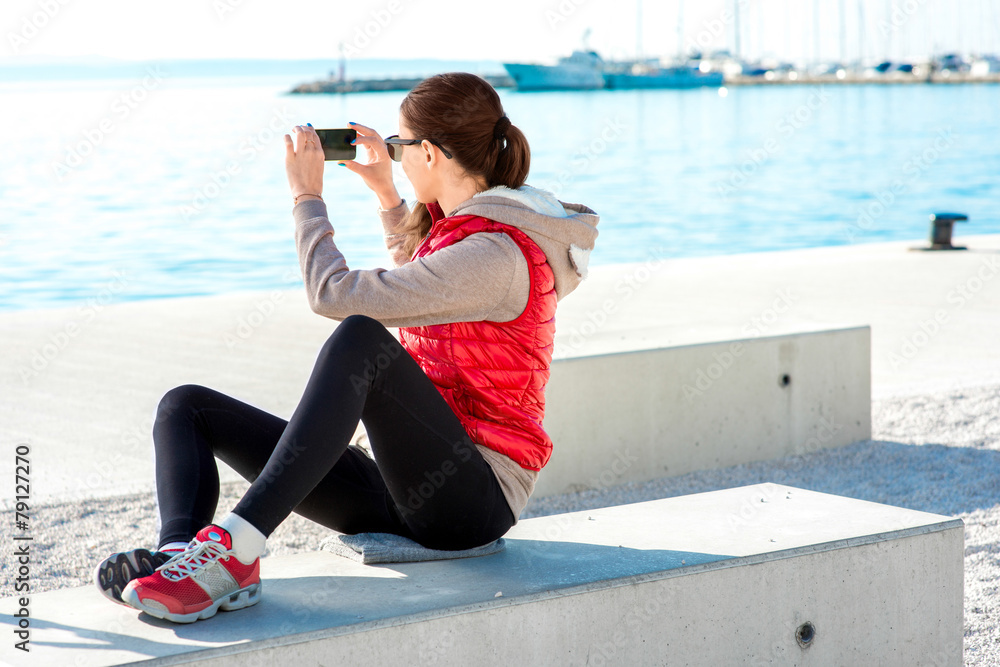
{"left": 217, "top": 512, "right": 267, "bottom": 564}
{"left": 158, "top": 541, "right": 189, "bottom": 554}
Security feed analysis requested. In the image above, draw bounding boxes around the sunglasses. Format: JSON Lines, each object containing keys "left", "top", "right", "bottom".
{"left": 384, "top": 135, "right": 453, "bottom": 162}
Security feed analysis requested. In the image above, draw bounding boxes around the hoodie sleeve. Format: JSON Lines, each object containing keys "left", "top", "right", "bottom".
{"left": 378, "top": 198, "right": 412, "bottom": 268}
{"left": 293, "top": 199, "right": 530, "bottom": 327}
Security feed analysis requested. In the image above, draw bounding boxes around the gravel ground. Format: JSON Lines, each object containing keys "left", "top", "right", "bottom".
{"left": 2, "top": 382, "right": 997, "bottom": 664}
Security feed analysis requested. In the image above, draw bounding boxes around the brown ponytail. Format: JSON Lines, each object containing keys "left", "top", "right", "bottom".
{"left": 396, "top": 72, "right": 530, "bottom": 259}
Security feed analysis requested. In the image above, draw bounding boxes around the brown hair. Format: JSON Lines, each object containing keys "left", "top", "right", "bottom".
{"left": 395, "top": 72, "right": 530, "bottom": 259}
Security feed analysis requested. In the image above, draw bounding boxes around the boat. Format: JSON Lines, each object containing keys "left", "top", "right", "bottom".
{"left": 603, "top": 60, "right": 724, "bottom": 89}
{"left": 503, "top": 3, "right": 724, "bottom": 93}
{"left": 970, "top": 56, "right": 1000, "bottom": 76}
{"left": 504, "top": 51, "right": 724, "bottom": 91}
{"left": 502, "top": 50, "right": 606, "bottom": 91}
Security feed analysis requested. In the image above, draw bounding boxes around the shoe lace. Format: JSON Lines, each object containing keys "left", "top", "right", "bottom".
{"left": 156, "top": 540, "right": 231, "bottom": 581}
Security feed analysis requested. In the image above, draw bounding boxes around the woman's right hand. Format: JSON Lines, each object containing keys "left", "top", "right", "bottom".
{"left": 341, "top": 123, "right": 402, "bottom": 209}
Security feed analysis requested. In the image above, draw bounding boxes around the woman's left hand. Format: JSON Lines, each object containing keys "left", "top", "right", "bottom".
{"left": 284, "top": 124, "right": 325, "bottom": 199}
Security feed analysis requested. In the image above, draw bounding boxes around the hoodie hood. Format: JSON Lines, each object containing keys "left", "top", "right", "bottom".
{"left": 448, "top": 185, "right": 599, "bottom": 301}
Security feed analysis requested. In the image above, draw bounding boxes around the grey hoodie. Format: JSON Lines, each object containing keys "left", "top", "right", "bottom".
{"left": 292, "top": 184, "right": 600, "bottom": 519}
{"left": 294, "top": 184, "right": 599, "bottom": 326}
{"left": 448, "top": 185, "right": 600, "bottom": 300}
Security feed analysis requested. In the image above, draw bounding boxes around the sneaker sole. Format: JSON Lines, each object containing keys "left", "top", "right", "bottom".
{"left": 122, "top": 581, "right": 262, "bottom": 624}
{"left": 94, "top": 550, "right": 173, "bottom": 606}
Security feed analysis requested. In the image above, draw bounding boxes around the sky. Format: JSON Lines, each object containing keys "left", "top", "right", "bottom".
{"left": 1, "top": 0, "right": 997, "bottom": 66}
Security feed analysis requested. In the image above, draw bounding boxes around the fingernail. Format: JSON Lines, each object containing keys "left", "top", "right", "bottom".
{"left": 338, "top": 162, "right": 346, "bottom": 167}
{"left": 307, "top": 123, "right": 312, "bottom": 127}
{"left": 348, "top": 121, "right": 356, "bottom": 125}
{"left": 350, "top": 139, "right": 356, "bottom": 145}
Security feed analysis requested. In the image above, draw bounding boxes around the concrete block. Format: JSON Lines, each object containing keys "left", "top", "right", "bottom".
{"left": 537, "top": 326, "right": 871, "bottom": 497}
{"left": 0, "top": 484, "right": 961, "bottom": 666}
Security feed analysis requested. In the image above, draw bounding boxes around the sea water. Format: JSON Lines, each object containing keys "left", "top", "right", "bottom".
{"left": 0, "top": 59, "right": 997, "bottom": 311}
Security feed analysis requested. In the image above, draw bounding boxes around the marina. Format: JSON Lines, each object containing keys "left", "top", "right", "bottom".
{"left": 290, "top": 44, "right": 1000, "bottom": 94}
{"left": 290, "top": 0, "right": 999, "bottom": 94}
{"left": 290, "top": 61, "right": 1000, "bottom": 94}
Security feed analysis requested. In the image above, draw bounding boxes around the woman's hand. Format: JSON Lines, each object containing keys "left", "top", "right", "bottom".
{"left": 341, "top": 122, "right": 402, "bottom": 209}
{"left": 284, "top": 124, "right": 325, "bottom": 200}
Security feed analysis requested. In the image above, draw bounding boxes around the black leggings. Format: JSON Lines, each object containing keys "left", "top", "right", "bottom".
{"left": 152, "top": 314, "right": 515, "bottom": 552}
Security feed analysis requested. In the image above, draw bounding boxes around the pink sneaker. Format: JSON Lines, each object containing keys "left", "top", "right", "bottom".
{"left": 122, "top": 524, "right": 261, "bottom": 623}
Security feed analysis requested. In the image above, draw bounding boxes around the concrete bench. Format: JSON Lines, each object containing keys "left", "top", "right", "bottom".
{"left": 0, "top": 483, "right": 961, "bottom": 666}
{"left": 0, "top": 283, "right": 869, "bottom": 508}
{"left": 537, "top": 325, "right": 871, "bottom": 497}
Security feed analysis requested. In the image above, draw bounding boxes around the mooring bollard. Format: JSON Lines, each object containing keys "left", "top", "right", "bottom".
{"left": 911, "top": 212, "right": 968, "bottom": 251}
{"left": 929, "top": 212, "right": 968, "bottom": 250}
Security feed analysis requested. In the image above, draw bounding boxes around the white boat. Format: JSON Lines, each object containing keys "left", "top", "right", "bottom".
{"left": 603, "top": 61, "right": 724, "bottom": 89}
{"left": 502, "top": 50, "right": 606, "bottom": 91}
{"left": 970, "top": 56, "right": 1000, "bottom": 76}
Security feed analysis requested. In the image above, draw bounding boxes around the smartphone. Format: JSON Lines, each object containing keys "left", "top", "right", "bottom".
{"left": 315, "top": 128, "right": 357, "bottom": 161}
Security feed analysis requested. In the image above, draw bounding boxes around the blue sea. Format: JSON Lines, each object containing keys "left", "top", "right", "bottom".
{"left": 1, "top": 57, "right": 997, "bottom": 312}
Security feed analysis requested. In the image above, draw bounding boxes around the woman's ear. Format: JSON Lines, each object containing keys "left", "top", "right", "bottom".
{"left": 421, "top": 140, "right": 435, "bottom": 166}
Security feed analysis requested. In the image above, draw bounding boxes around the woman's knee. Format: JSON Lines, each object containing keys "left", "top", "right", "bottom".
{"left": 336, "top": 314, "right": 388, "bottom": 340}
{"left": 322, "top": 314, "right": 397, "bottom": 357}
{"left": 155, "top": 384, "right": 213, "bottom": 426}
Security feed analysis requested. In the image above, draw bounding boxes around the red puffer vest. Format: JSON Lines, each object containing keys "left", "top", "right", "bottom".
{"left": 399, "top": 202, "right": 557, "bottom": 471}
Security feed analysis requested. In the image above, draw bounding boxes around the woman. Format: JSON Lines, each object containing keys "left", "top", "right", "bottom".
{"left": 94, "top": 72, "right": 599, "bottom": 623}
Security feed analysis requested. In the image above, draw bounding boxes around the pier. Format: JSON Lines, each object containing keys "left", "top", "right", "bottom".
{"left": 290, "top": 68, "right": 1000, "bottom": 95}
{"left": 726, "top": 70, "right": 1000, "bottom": 86}
{"left": 291, "top": 74, "right": 514, "bottom": 94}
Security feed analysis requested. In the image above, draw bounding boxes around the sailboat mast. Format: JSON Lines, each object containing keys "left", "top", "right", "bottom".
{"left": 637, "top": 0, "right": 643, "bottom": 61}
{"left": 733, "top": 0, "right": 742, "bottom": 60}
{"left": 954, "top": 0, "right": 963, "bottom": 59}
{"left": 785, "top": 0, "right": 792, "bottom": 64}
{"left": 981, "top": 0, "right": 986, "bottom": 55}
{"left": 886, "top": 0, "right": 893, "bottom": 61}
{"left": 757, "top": 0, "right": 765, "bottom": 62}
{"left": 858, "top": 0, "right": 866, "bottom": 67}
{"left": 926, "top": 0, "right": 933, "bottom": 60}
{"left": 839, "top": 0, "right": 847, "bottom": 64}
{"left": 678, "top": 0, "right": 685, "bottom": 60}
{"left": 814, "top": 0, "right": 821, "bottom": 64}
